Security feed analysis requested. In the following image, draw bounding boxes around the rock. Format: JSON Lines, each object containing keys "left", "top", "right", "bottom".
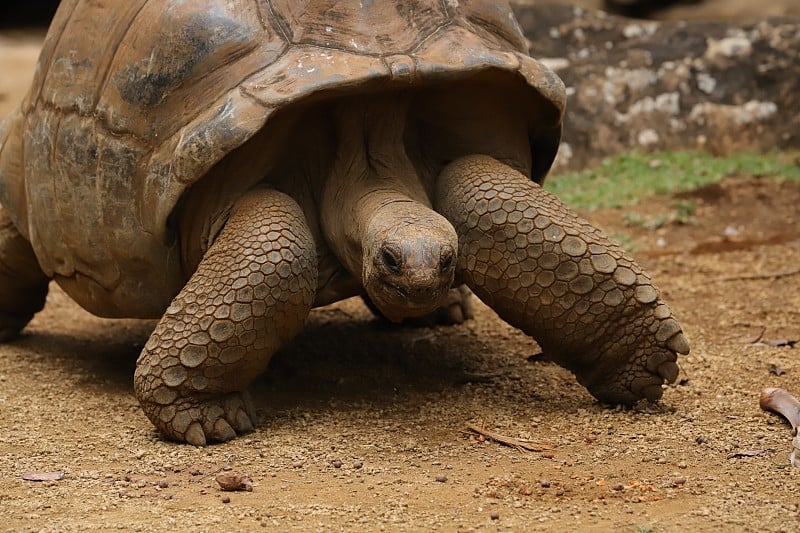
{"left": 637, "top": 129, "right": 659, "bottom": 146}
{"left": 215, "top": 472, "right": 254, "bottom": 492}
{"left": 704, "top": 36, "right": 753, "bottom": 67}
{"left": 511, "top": 3, "right": 800, "bottom": 168}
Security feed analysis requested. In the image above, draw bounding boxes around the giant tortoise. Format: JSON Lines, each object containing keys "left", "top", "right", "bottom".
{"left": 0, "top": 0, "right": 689, "bottom": 445}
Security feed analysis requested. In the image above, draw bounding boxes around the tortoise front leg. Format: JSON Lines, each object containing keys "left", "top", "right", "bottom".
{"left": 435, "top": 155, "right": 689, "bottom": 405}
{"left": 134, "top": 189, "right": 317, "bottom": 445}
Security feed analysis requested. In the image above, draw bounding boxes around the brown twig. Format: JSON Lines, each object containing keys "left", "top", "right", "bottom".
{"left": 463, "top": 423, "right": 551, "bottom": 452}
{"left": 710, "top": 267, "right": 800, "bottom": 283}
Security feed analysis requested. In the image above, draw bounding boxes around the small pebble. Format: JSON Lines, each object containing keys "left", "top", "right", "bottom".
{"left": 677, "top": 461, "right": 688, "bottom": 469}
{"left": 221, "top": 495, "right": 231, "bottom": 504}
{"left": 673, "top": 477, "right": 687, "bottom": 487}
{"left": 331, "top": 460, "right": 343, "bottom": 469}
{"left": 292, "top": 461, "right": 304, "bottom": 469}
{"left": 158, "top": 480, "right": 169, "bottom": 489}
{"left": 612, "top": 483, "right": 624, "bottom": 491}
{"left": 353, "top": 460, "right": 363, "bottom": 470}
{"left": 540, "top": 479, "right": 551, "bottom": 488}
{"left": 695, "top": 436, "right": 707, "bottom": 445}
{"left": 435, "top": 475, "right": 448, "bottom": 483}
{"left": 490, "top": 512, "right": 500, "bottom": 520}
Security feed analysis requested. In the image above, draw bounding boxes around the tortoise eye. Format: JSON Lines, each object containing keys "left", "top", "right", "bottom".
{"left": 439, "top": 250, "right": 454, "bottom": 274}
{"left": 380, "top": 248, "right": 402, "bottom": 274}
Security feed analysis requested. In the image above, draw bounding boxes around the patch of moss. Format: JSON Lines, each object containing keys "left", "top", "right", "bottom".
{"left": 545, "top": 150, "right": 800, "bottom": 210}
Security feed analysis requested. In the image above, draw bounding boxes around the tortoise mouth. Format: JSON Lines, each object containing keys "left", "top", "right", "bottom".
{"left": 367, "top": 276, "right": 453, "bottom": 322}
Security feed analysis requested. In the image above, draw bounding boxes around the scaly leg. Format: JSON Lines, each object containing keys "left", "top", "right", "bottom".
{"left": 436, "top": 155, "right": 688, "bottom": 405}
{"left": 134, "top": 189, "right": 317, "bottom": 444}
{"left": 0, "top": 204, "right": 49, "bottom": 341}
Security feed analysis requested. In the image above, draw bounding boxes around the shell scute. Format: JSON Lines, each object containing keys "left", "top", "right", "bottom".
{"left": 97, "top": 0, "right": 281, "bottom": 139}
{"left": 241, "top": 47, "right": 388, "bottom": 108}
{"left": 37, "top": 0, "right": 149, "bottom": 114}
{"left": 270, "top": 0, "right": 448, "bottom": 55}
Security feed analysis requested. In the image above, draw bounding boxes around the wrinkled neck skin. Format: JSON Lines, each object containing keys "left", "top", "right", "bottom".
{"left": 320, "top": 96, "right": 457, "bottom": 320}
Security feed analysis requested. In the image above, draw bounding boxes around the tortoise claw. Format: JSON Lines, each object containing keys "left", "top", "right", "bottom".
{"left": 658, "top": 361, "right": 680, "bottom": 383}
{"left": 641, "top": 384, "right": 666, "bottom": 402}
{"left": 667, "top": 332, "right": 690, "bottom": 355}
{"left": 185, "top": 423, "right": 206, "bottom": 447}
{"left": 209, "top": 418, "right": 237, "bottom": 442}
{"left": 141, "top": 391, "right": 257, "bottom": 445}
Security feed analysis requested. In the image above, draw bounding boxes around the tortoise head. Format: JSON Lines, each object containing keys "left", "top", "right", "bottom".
{"left": 361, "top": 201, "right": 458, "bottom": 322}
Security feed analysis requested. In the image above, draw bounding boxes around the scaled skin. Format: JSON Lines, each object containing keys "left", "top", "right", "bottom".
{"left": 134, "top": 189, "right": 317, "bottom": 445}
{"left": 0, "top": 1, "right": 689, "bottom": 444}
{"left": 436, "top": 155, "right": 688, "bottom": 404}
{"left": 131, "top": 99, "right": 688, "bottom": 444}
{"left": 0, "top": 89, "right": 689, "bottom": 444}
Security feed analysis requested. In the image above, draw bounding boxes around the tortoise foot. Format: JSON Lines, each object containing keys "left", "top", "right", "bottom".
{"left": 0, "top": 206, "right": 49, "bottom": 342}
{"left": 0, "top": 311, "right": 36, "bottom": 342}
{"left": 575, "top": 331, "right": 685, "bottom": 406}
{"left": 421, "top": 285, "right": 474, "bottom": 326}
{"left": 147, "top": 392, "right": 257, "bottom": 446}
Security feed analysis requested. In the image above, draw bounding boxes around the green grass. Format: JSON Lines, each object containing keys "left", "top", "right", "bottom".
{"left": 545, "top": 150, "right": 800, "bottom": 211}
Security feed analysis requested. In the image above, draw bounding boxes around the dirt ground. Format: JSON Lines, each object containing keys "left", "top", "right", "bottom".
{"left": 521, "top": 0, "right": 800, "bottom": 20}
{"left": 2, "top": 28, "right": 800, "bottom": 533}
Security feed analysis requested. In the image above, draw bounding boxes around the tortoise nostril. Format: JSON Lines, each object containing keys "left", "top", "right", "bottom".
{"left": 380, "top": 247, "right": 402, "bottom": 274}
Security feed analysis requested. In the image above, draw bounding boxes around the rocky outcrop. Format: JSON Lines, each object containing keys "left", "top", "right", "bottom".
{"left": 512, "top": 3, "right": 799, "bottom": 169}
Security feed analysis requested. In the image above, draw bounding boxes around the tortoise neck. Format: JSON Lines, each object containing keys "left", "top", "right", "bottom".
{"left": 319, "top": 96, "right": 432, "bottom": 279}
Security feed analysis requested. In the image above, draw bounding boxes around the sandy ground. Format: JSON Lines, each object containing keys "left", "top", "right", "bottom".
{"left": 517, "top": 0, "right": 800, "bottom": 20}
{"left": 2, "top": 27, "right": 800, "bottom": 532}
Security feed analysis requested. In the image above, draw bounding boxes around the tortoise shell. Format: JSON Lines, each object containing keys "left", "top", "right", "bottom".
{"left": 0, "top": 0, "right": 565, "bottom": 318}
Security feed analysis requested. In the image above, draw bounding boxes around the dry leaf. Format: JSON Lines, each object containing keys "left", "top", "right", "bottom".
{"left": 22, "top": 471, "right": 64, "bottom": 482}
{"left": 738, "top": 326, "right": 766, "bottom": 344}
{"left": 767, "top": 339, "right": 797, "bottom": 348}
{"left": 768, "top": 364, "right": 786, "bottom": 376}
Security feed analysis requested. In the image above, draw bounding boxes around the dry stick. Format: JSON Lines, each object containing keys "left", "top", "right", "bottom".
{"left": 710, "top": 267, "right": 800, "bottom": 283}
{"left": 738, "top": 325, "right": 766, "bottom": 344}
{"left": 463, "top": 423, "right": 550, "bottom": 452}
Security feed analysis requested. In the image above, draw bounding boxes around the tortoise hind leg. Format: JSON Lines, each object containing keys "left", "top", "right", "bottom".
{"left": 134, "top": 189, "right": 317, "bottom": 445}
{"left": 435, "top": 155, "right": 689, "bottom": 405}
{"left": 0, "top": 204, "right": 49, "bottom": 341}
